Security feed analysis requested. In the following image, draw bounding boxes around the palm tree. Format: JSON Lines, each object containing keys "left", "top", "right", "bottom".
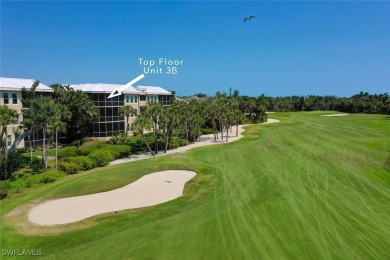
{"left": 49, "top": 104, "right": 70, "bottom": 170}
{"left": 133, "top": 116, "right": 155, "bottom": 156}
{"left": 144, "top": 102, "right": 163, "bottom": 154}
{"left": 119, "top": 105, "right": 137, "bottom": 137}
{"left": 187, "top": 100, "right": 205, "bottom": 142}
{"left": 0, "top": 105, "right": 19, "bottom": 179}
{"left": 159, "top": 104, "right": 179, "bottom": 153}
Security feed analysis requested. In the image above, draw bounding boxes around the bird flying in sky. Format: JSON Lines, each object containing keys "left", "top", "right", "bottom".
{"left": 244, "top": 16, "right": 256, "bottom": 22}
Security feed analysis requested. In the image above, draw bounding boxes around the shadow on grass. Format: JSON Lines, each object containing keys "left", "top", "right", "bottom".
{"left": 385, "top": 116, "right": 390, "bottom": 120}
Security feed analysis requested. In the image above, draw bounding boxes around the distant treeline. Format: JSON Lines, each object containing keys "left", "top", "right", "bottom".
{"left": 258, "top": 92, "right": 390, "bottom": 114}
{"left": 187, "top": 92, "right": 390, "bottom": 115}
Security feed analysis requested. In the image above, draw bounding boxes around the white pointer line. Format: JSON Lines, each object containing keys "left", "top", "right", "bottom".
{"left": 107, "top": 74, "right": 145, "bottom": 99}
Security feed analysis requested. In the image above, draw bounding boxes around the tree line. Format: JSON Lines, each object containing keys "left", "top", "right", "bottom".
{"left": 235, "top": 92, "right": 390, "bottom": 114}
{"left": 1, "top": 82, "right": 97, "bottom": 179}
{"left": 117, "top": 95, "right": 245, "bottom": 157}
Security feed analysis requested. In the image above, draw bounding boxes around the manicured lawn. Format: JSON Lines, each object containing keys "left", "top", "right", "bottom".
{"left": 1, "top": 112, "right": 389, "bottom": 259}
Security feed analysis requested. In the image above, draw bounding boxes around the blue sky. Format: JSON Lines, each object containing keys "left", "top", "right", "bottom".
{"left": 1, "top": 1, "right": 389, "bottom": 97}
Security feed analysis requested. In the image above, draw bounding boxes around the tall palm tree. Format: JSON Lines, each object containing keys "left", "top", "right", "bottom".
{"left": 49, "top": 104, "right": 70, "bottom": 170}
{"left": 119, "top": 105, "right": 137, "bottom": 137}
{"left": 0, "top": 105, "right": 19, "bottom": 179}
{"left": 159, "top": 104, "right": 179, "bottom": 153}
{"left": 145, "top": 102, "right": 163, "bottom": 154}
{"left": 133, "top": 116, "right": 154, "bottom": 156}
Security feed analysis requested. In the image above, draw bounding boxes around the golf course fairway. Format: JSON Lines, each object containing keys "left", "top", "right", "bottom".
{"left": 1, "top": 112, "right": 389, "bottom": 259}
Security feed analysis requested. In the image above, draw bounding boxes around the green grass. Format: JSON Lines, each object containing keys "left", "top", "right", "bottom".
{"left": 1, "top": 112, "right": 389, "bottom": 259}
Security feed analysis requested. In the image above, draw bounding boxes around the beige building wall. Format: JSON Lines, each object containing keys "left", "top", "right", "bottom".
{"left": 0, "top": 90, "right": 25, "bottom": 148}
{"left": 123, "top": 94, "right": 141, "bottom": 134}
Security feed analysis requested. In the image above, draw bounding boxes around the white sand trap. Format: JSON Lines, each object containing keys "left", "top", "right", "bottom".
{"left": 28, "top": 170, "right": 196, "bottom": 225}
{"left": 321, "top": 114, "right": 349, "bottom": 117}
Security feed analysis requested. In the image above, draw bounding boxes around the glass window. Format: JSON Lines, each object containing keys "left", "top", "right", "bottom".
{"left": 100, "top": 107, "right": 106, "bottom": 117}
{"left": 113, "top": 122, "right": 119, "bottom": 131}
{"left": 100, "top": 123, "right": 106, "bottom": 133}
{"left": 3, "top": 92, "right": 9, "bottom": 104}
{"left": 11, "top": 92, "right": 18, "bottom": 104}
{"left": 106, "top": 108, "right": 113, "bottom": 116}
{"left": 107, "top": 123, "right": 112, "bottom": 132}
{"left": 113, "top": 107, "right": 119, "bottom": 116}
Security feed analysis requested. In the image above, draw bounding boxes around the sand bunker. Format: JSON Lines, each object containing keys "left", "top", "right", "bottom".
{"left": 28, "top": 170, "right": 196, "bottom": 225}
{"left": 321, "top": 114, "right": 349, "bottom": 117}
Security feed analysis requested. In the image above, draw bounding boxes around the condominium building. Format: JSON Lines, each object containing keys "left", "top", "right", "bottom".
{"left": 1, "top": 77, "right": 173, "bottom": 146}
{"left": 0, "top": 77, "right": 53, "bottom": 148}
{"left": 70, "top": 83, "right": 172, "bottom": 139}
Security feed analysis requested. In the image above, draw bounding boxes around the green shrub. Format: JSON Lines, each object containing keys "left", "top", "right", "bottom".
{"left": 130, "top": 139, "right": 148, "bottom": 154}
{"left": 88, "top": 150, "right": 114, "bottom": 167}
{"left": 38, "top": 171, "right": 66, "bottom": 183}
{"left": 58, "top": 161, "right": 81, "bottom": 174}
{"left": 200, "top": 128, "right": 214, "bottom": 135}
{"left": 79, "top": 142, "right": 106, "bottom": 155}
{"left": 81, "top": 143, "right": 131, "bottom": 159}
{"left": 62, "top": 156, "right": 95, "bottom": 171}
{"left": 0, "top": 181, "right": 10, "bottom": 199}
{"left": 58, "top": 147, "right": 81, "bottom": 158}
{"left": 1, "top": 152, "right": 32, "bottom": 179}
{"left": 260, "top": 113, "right": 268, "bottom": 123}
{"left": 169, "top": 137, "right": 189, "bottom": 149}
{"left": 8, "top": 179, "right": 28, "bottom": 194}
{"left": 177, "top": 138, "right": 189, "bottom": 147}
{"left": 110, "top": 133, "right": 128, "bottom": 145}
{"left": 106, "top": 145, "right": 131, "bottom": 159}
{"left": 241, "top": 116, "right": 252, "bottom": 124}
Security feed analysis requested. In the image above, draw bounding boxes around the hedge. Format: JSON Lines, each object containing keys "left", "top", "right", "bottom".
{"left": 60, "top": 156, "right": 94, "bottom": 171}
{"left": 58, "top": 161, "right": 81, "bottom": 174}
{"left": 58, "top": 146, "right": 81, "bottom": 158}
{"left": 88, "top": 150, "right": 115, "bottom": 167}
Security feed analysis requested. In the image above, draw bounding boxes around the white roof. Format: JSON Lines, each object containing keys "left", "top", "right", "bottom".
{"left": 136, "top": 86, "right": 172, "bottom": 95}
{"left": 69, "top": 83, "right": 140, "bottom": 94}
{"left": 0, "top": 77, "right": 52, "bottom": 92}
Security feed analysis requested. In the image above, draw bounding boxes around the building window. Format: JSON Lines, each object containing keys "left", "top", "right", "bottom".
{"left": 147, "top": 95, "right": 157, "bottom": 102}
{"left": 12, "top": 92, "right": 18, "bottom": 104}
{"left": 131, "top": 109, "right": 138, "bottom": 118}
{"left": 3, "top": 92, "right": 9, "bottom": 104}
{"left": 125, "top": 95, "right": 138, "bottom": 104}
{"left": 7, "top": 135, "right": 12, "bottom": 147}
{"left": 158, "top": 95, "right": 172, "bottom": 106}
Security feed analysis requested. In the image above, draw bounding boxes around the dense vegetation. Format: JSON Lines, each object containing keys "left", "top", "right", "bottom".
{"left": 197, "top": 91, "right": 390, "bottom": 114}
{"left": 0, "top": 112, "right": 389, "bottom": 259}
